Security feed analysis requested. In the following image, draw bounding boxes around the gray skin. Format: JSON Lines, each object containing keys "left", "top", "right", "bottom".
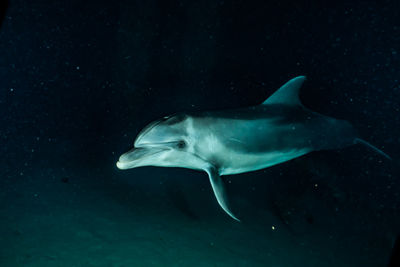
{"left": 116, "top": 76, "right": 389, "bottom": 221}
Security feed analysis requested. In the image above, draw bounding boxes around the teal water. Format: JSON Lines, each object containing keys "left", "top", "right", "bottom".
{"left": 0, "top": 0, "right": 399, "bottom": 266}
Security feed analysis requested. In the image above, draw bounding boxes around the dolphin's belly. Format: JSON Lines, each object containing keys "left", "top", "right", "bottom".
{"left": 218, "top": 148, "right": 311, "bottom": 175}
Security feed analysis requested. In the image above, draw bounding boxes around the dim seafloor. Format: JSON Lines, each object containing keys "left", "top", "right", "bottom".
{"left": 0, "top": 155, "right": 396, "bottom": 267}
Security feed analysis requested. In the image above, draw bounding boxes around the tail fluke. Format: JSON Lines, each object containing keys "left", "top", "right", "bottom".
{"left": 354, "top": 138, "right": 391, "bottom": 160}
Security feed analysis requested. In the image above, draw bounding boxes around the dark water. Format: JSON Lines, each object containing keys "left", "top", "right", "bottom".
{"left": 1, "top": 0, "right": 399, "bottom": 266}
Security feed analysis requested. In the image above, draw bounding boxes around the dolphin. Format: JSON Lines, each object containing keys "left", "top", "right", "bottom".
{"left": 116, "top": 76, "right": 390, "bottom": 221}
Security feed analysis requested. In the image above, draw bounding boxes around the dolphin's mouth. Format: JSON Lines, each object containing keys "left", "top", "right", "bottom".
{"left": 116, "top": 146, "right": 168, "bottom": 170}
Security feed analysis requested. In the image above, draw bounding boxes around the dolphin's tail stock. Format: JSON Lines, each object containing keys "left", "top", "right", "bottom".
{"left": 354, "top": 138, "right": 391, "bottom": 160}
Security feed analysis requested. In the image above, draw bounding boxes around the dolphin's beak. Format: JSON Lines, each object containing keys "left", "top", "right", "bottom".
{"left": 116, "top": 146, "right": 168, "bottom": 170}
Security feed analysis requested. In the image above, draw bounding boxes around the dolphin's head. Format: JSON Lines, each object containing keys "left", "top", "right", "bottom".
{"left": 116, "top": 114, "right": 205, "bottom": 170}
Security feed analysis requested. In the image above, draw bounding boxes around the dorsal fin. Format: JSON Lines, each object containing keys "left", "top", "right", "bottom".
{"left": 262, "top": 76, "right": 306, "bottom": 106}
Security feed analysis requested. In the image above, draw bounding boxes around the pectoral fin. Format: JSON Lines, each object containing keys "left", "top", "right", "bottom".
{"left": 206, "top": 167, "right": 240, "bottom": 222}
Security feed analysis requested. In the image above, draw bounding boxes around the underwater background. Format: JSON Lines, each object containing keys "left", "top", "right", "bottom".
{"left": 0, "top": 0, "right": 399, "bottom": 266}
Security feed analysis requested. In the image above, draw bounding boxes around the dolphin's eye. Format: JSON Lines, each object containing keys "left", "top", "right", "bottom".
{"left": 177, "top": 140, "right": 186, "bottom": 149}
